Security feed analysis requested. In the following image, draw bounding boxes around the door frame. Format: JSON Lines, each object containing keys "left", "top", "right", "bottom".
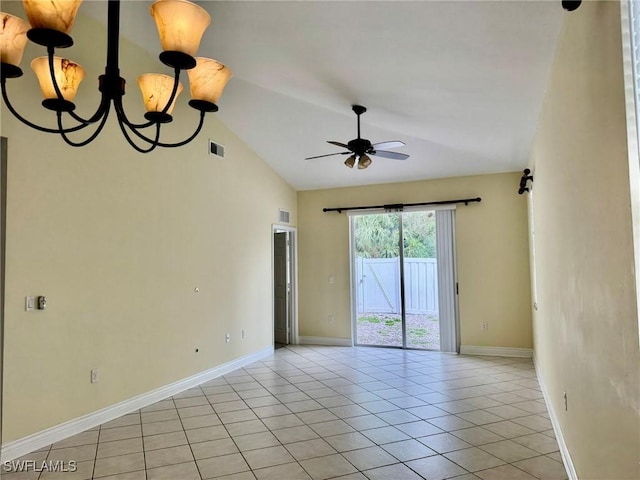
{"left": 349, "top": 210, "right": 406, "bottom": 348}
{"left": 1, "top": 137, "right": 7, "bottom": 461}
{"left": 271, "top": 224, "right": 298, "bottom": 346}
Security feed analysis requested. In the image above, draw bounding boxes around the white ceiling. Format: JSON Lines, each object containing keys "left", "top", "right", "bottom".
{"left": 82, "top": 1, "right": 564, "bottom": 191}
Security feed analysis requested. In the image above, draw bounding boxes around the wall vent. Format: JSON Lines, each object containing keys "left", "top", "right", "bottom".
{"left": 209, "top": 140, "right": 225, "bottom": 158}
{"left": 279, "top": 209, "right": 290, "bottom": 224}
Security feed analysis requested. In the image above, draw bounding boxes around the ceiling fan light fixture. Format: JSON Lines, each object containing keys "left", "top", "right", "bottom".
{"left": 344, "top": 154, "right": 356, "bottom": 168}
{"left": 358, "top": 154, "right": 372, "bottom": 169}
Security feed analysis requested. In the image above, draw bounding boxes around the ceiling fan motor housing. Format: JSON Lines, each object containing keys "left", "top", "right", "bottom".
{"left": 348, "top": 138, "right": 373, "bottom": 156}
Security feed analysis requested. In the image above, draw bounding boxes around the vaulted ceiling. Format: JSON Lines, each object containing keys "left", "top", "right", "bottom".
{"left": 82, "top": 1, "right": 564, "bottom": 190}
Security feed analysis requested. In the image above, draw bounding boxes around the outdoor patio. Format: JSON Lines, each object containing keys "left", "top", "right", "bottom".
{"left": 356, "top": 314, "right": 440, "bottom": 350}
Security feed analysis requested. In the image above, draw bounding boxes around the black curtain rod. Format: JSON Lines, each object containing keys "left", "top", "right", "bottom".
{"left": 322, "top": 197, "right": 482, "bottom": 214}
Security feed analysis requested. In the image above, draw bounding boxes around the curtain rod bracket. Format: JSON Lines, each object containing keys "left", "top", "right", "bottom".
{"left": 384, "top": 204, "right": 404, "bottom": 212}
{"left": 518, "top": 169, "right": 534, "bottom": 194}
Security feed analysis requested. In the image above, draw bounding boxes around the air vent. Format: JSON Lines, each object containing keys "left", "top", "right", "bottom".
{"left": 209, "top": 140, "right": 225, "bottom": 158}
{"left": 279, "top": 209, "right": 290, "bottom": 224}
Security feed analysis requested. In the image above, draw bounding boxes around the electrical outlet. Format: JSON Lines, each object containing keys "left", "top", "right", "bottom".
{"left": 328, "top": 275, "right": 335, "bottom": 285}
{"left": 91, "top": 369, "right": 99, "bottom": 383}
{"left": 481, "top": 322, "right": 488, "bottom": 331}
{"left": 328, "top": 315, "right": 334, "bottom": 324}
{"left": 242, "top": 329, "right": 246, "bottom": 339}
{"left": 225, "top": 333, "right": 230, "bottom": 343}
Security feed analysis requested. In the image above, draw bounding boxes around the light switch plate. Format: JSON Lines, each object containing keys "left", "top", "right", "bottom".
{"left": 25, "top": 296, "right": 35, "bottom": 311}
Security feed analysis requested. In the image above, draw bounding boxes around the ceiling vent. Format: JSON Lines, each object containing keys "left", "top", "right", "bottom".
{"left": 279, "top": 209, "right": 290, "bottom": 224}
{"left": 209, "top": 140, "right": 225, "bottom": 158}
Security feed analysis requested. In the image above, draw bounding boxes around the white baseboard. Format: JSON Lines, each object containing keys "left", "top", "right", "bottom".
{"left": 298, "top": 336, "right": 352, "bottom": 347}
{"left": 1, "top": 346, "right": 274, "bottom": 462}
{"left": 460, "top": 345, "right": 533, "bottom": 358}
{"left": 533, "top": 353, "right": 578, "bottom": 480}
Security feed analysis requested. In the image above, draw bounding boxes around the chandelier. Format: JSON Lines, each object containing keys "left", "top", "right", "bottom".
{"left": 0, "top": 0, "right": 232, "bottom": 153}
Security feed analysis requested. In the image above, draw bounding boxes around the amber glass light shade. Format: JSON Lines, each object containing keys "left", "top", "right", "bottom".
{"left": 0, "top": 13, "right": 29, "bottom": 66}
{"left": 344, "top": 154, "right": 356, "bottom": 168}
{"left": 137, "top": 74, "right": 183, "bottom": 114}
{"left": 22, "top": 0, "right": 83, "bottom": 34}
{"left": 358, "top": 154, "right": 372, "bottom": 169}
{"left": 150, "top": 0, "right": 210, "bottom": 56}
{"left": 187, "top": 57, "right": 231, "bottom": 104}
{"left": 31, "top": 56, "right": 85, "bottom": 100}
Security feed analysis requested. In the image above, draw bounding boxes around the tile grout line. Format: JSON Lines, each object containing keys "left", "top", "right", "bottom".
{"left": 139, "top": 408, "right": 147, "bottom": 480}
{"left": 174, "top": 389, "right": 205, "bottom": 480}
{"left": 206, "top": 372, "right": 265, "bottom": 479}
{"left": 266, "top": 350, "right": 366, "bottom": 480}
{"left": 245, "top": 365, "right": 310, "bottom": 478}
{"left": 90, "top": 423, "right": 101, "bottom": 480}
{"left": 36, "top": 443, "right": 53, "bottom": 480}
{"left": 235, "top": 355, "right": 331, "bottom": 478}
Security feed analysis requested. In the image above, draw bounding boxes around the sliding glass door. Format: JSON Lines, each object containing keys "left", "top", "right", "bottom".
{"left": 403, "top": 211, "right": 440, "bottom": 349}
{"left": 351, "top": 208, "right": 458, "bottom": 351}
{"left": 353, "top": 212, "right": 403, "bottom": 347}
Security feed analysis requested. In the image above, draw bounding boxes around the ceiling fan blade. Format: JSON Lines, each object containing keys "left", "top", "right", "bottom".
{"left": 327, "top": 141, "right": 350, "bottom": 149}
{"left": 305, "top": 151, "right": 350, "bottom": 160}
{"left": 370, "top": 150, "right": 409, "bottom": 160}
{"left": 371, "top": 141, "right": 405, "bottom": 150}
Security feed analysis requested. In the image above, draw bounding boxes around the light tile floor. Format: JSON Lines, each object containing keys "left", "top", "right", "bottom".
{"left": 6, "top": 346, "right": 568, "bottom": 480}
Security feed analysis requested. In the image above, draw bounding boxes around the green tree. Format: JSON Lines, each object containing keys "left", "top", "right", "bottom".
{"left": 354, "top": 211, "right": 436, "bottom": 258}
{"left": 403, "top": 211, "right": 436, "bottom": 258}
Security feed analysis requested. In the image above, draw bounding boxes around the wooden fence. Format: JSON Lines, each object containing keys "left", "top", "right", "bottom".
{"left": 355, "top": 257, "right": 438, "bottom": 315}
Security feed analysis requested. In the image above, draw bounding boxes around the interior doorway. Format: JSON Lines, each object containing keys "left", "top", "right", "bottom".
{"left": 272, "top": 225, "right": 297, "bottom": 348}
{"left": 350, "top": 208, "right": 459, "bottom": 352}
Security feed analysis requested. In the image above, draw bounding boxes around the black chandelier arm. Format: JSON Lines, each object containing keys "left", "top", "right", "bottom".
{"left": 116, "top": 113, "right": 162, "bottom": 154}
{"left": 160, "top": 67, "right": 182, "bottom": 117}
{"left": 113, "top": 96, "right": 205, "bottom": 148}
{"left": 1, "top": 78, "right": 91, "bottom": 134}
{"left": 56, "top": 105, "right": 111, "bottom": 148}
{"left": 113, "top": 98, "right": 162, "bottom": 144}
{"left": 115, "top": 96, "right": 207, "bottom": 148}
{"left": 155, "top": 111, "right": 206, "bottom": 148}
{"left": 113, "top": 99, "right": 155, "bottom": 130}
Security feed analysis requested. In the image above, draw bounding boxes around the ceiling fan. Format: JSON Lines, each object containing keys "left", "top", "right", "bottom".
{"left": 305, "top": 105, "right": 409, "bottom": 169}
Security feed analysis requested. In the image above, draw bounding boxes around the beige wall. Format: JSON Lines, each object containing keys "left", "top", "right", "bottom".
{"left": 297, "top": 173, "right": 532, "bottom": 349}
{"left": 1, "top": 5, "right": 296, "bottom": 442}
{"left": 528, "top": 2, "right": 639, "bottom": 478}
